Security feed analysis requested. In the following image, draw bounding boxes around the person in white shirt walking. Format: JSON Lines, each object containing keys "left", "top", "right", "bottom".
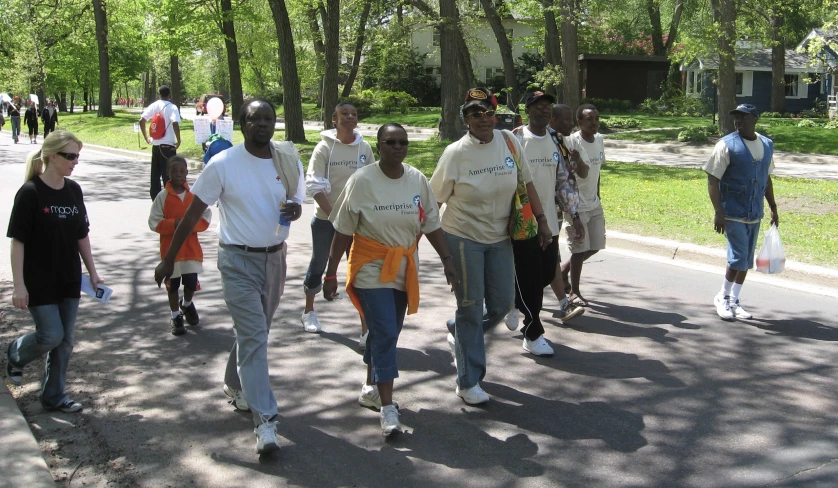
{"left": 140, "top": 85, "right": 182, "bottom": 200}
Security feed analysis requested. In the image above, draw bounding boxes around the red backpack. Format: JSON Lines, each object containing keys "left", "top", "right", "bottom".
{"left": 149, "top": 102, "right": 172, "bottom": 140}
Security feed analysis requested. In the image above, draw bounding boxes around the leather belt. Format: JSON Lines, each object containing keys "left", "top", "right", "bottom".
{"left": 221, "top": 242, "right": 284, "bottom": 253}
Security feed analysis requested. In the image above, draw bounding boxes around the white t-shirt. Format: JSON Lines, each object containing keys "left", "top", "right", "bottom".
{"left": 307, "top": 130, "right": 375, "bottom": 220}
{"left": 517, "top": 127, "right": 561, "bottom": 236}
{"left": 191, "top": 144, "right": 305, "bottom": 247}
{"left": 704, "top": 135, "right": 775, "bottom": 180}
{"left": 430, "top": 130, "right": 533, "bottom": 244}
{"left": 331, "top": 163, "right": 441, "bottom": 290}
{"left": 566, "top": 132, "right": 605, "bottom": 212}
{"left": 141, "top": 99, "right": 182, "bottom": 146}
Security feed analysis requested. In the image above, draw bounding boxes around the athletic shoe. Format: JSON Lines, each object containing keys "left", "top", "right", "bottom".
{"left": 557, "top": 301, "right": 585, "bottom": 323}
{"left": 730, "top": 298, "right": 753, "bottom": 319}
{"left": 523, "top": 335, "right": 554, "bottom": 356}
{"left": 301, "top": 311, "right": 321, "bottom": 333}
{"left": 714, "top": 293, "right": 734, "bottom": 320}
{"left": 223, "top": 384, "right": 250, "bottom": 411}
{"left": 359, "top": 330, "right": 369, "bottom": 350}
{"left": 447, "top": 332, "right": 456, "bottom": 353}
{"left": 504, "top": 309, "right": 520, "bottom": 331}
{"left": 170, "top": 314, "right": 186, "bottom": 335}
{"left": 6, "top": 343, "right": 22, "bottom": 386}
{"left": 358, "top": 384, "right": 399, "bottom": 411}
{"left": 380, "top": 405, "right": 402, "bottom": 437}
{"left": 48, "top": 399, "right": 83, "bottom": 413}
{"left": 179, "top": 299, "right": 199, "bottom": 326}
{"left": 456, "top": 384, "right": 490, "bottom": 405}
{"left": 254, "top": 419, "right": 280, "bottom": 454}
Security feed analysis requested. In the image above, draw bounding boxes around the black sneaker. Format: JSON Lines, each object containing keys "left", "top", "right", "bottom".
{"left": 558, "top": 301, "right": 585, "bottom": 323}
{"left": 47, "top": 399, "right": 83, "bottom": 413}
{"left": 179, "top": 299, "right": 199, "bottom": 326}
{"left": 6, "top": 342, "right": 23, "bottom": 386}
{"left": 171, "top": 314, "right": 186, "bottom": 335}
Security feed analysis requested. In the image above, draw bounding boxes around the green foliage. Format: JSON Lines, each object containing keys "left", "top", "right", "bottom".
{"left": 824, "top": 120, "right": 838, "bottom": 129}
{"left": 256, "top": 88, "right": 284, "bottom": 107}
{"left": 581, "top": 98, "right": 634, "bottom": 112}
{"left": 761, "top": 111, "right": 783, "bottom": 118}
{"left": 361, "top": 24, "right": 439, "bottom": 106}
{"left": 638, "top": 92, "right": 711, "bottom": 117}
{"left": 797, "top": 119, "right": 821, "bottom": 128}
{"left": 601, "top": 116, "right": 642, "bottom": 129}
{"left": 677, "top": 124, "right": 719, "bottom": 143}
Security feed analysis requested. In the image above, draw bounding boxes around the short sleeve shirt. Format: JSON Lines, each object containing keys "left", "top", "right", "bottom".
{"left": 307, "top": 134, "right": 375, "bottom": 220}
{"left": 331, "top": 163, "right": 441, "bottom": 290}
{"left": 519, "top": 127, "right": 561, "bottom": 236}
{"left": 704, "top": 135, "right": 775, "bottom": 180}
{"left": 566, "top": 132, "right": 605, "bottom": 212}
{"left": 430, "top": 130, "right": 532, "bottom": 244}
{"left": 141, "top": 100, "right": 182, "bottom": 146}
{"left": 7, "top": 177, "right": 90, "bottom": 306}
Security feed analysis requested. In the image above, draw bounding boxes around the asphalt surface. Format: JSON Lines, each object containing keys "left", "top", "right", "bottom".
{"left": 1, "top": 132, "right": 837, "bottom": 487}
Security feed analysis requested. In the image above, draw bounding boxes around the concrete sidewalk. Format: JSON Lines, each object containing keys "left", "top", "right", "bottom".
{"left": 0, "top": 383, "right": 54, "bottom": 487}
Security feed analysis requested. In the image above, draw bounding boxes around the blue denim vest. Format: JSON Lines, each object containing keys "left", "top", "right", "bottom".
{"left": 719, "top": 132, "right": 773, "bottom": 221}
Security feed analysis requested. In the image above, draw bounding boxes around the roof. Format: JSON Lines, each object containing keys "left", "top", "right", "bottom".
{"left": 682, "top": 48, "right": 826, "bottom": 73}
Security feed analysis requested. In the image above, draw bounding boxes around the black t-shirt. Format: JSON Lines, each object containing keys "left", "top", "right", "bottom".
{"left": 7, "top": 177, "right": 90, "bottom": 306}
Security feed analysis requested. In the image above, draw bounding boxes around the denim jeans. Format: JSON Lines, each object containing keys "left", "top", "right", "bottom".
{"left": 356, "top": 288, "right": 407, "bottom": 383}
{"left": 303, "top": 217, "right": 337, "bottom": 296}
{"left": 444, "top": 232, "right": 515, "bottom": 390}
{"left": 7, "top": 298, "right": 79, "bottom": 409}
{"left": 218, "top": 244, "right": 286, "bottom": 425}
{"left": 10, "top": 116, "right": 21, "bottom": 142}
{"left": 150, "top": 144, "right": 177, "bottom": 200}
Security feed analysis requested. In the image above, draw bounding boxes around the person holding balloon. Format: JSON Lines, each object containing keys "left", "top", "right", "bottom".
{"left": 139, "top": 85, "right": 182, "bottom": 201}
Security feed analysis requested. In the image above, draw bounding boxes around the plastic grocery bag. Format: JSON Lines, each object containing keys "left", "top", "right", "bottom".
{"left": 755, "top": 224, "right": 785, "bottom": 274}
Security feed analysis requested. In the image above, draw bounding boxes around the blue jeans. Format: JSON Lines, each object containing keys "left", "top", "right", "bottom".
{"left": 726, "top": 221, "right": 760, "bottom": 271}
{"left": 444, "top": 232, "right": 515, "bottom": 390}
{"left": 7, "top": 299, "right": 80, "bottom": 409}
{"left": 356, "top": 288, "right": 407, "bottom": 383}
{"left": 10, "top": 116, "right": 21, "bottom": 142}
{"left": 303, "top": 217, "right": 351, "bottom": 296}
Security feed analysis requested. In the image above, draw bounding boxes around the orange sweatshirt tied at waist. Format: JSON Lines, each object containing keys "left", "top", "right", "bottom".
{"left": 345, "top": 234, "right": 420, "bottom": 318}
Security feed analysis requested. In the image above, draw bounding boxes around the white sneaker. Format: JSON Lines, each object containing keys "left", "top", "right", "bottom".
{"left": 358, "top": 384, "right": 400, "bottom": 411}
{"left": 447, "top": 332, "right": 456, "bottom": 353}
{"left": 359, "top": 330, "right": 369, "bottom": 350}
{"left": 714, "top": 293, "right": 734, "bottom": 320}
{"left": 254, "top": 420, "right": 280, "bottom": 454}
{"left": 504, "top": 309, "right": 520, "bottom": 331}
{"left": 456, "top": 384, "right": 490, "bottom": 405}
{"left": 380, "top": 405, "right": 403, "bottom": 437}
{"left": 523, "top": 335, "right": 554, "bottom": 356}
{"left": 301, "top": 311, "right": 321, "bottom": 333}
{"left": 729, "top": 298, "right": 753, "bottom": 319}
{"left": 223, "top": 384, "right": 250, "bottom": 411}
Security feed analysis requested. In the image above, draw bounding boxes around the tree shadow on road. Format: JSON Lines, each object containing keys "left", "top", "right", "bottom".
{"left": 747, "top": 318, "right": 838, "bottom": 341}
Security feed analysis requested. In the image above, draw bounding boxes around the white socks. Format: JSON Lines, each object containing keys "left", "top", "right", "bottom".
{"left": 731, "top": 282, "right": 743, "bottom": 301}
{"left": 171, "top": 311, "right": 181, "bottom": 319}
{"left": 182, "top": 299, "right": 192, "bottom": 307}
{"left": 720, "top": 279, "right": 734, "bottom": 297}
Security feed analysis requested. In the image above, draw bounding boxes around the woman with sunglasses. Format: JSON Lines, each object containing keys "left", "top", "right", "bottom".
{"left": 6, "top": 130, "right": 104, "bottom": 413}
{"left": 323, "top": 123, "right": 458, "bottom": 436}
{"left": 430, "top": 87, "right": 552, "bottom": 405}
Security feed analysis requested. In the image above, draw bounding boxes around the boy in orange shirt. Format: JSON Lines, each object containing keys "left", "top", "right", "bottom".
{"left": 149, "top": 156, "right": 212, "bottom": 335}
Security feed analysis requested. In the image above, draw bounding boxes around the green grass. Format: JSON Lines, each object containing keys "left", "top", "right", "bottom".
{"left": 607, "top": 129, "right": 683, "bottom": 144}
{"left": 363, "top": 112, "right": 440, "bottom": 128}
{"left": 601, "top": 162, "right": 838, "bottom": 267}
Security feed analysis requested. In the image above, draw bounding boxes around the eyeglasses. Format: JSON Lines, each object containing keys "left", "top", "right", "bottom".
{"left": 467, "top": 110, "right": 496, "bottom": 119}
{"left": 382, "top": 139, "right": 410, "bottom": 146}
{"left": 56, "top": 152, "right": 80, "bottom": 161}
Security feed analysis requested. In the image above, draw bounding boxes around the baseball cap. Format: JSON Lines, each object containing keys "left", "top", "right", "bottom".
{"left": 729, "top": 104, "right": 759, "bottom": 117}
{"left": 462, "top": 87, "right": 497, "bottom": 112}
{"left": 525, "top": 90, "right": 556, "bottom": 108}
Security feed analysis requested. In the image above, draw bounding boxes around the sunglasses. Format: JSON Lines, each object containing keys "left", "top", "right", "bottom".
{"left": 57, "top": 152, "right": 80, "bottom": 161}
{"left": 467, "top": 110, "right": 496, "bottom": 119}
{"left": 382, "top": 139, "right": 410, "bottom": 146}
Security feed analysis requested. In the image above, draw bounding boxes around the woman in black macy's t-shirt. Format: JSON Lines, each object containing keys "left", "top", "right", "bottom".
{"left": 5, "top": 130, "right": 104, "bottom": 413}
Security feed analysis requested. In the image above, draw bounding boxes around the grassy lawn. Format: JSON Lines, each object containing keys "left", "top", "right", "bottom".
{"left": 363, "top": 112, "right": 440, "bottom": 128}
{"left": 607, "top": 129, "right": 683, "bottom": 144}
{"left": 601, "top": 162, "right": 838, "bottom": 267}
{"left": 56, "top": 110, "right": 836, "bottom": 267}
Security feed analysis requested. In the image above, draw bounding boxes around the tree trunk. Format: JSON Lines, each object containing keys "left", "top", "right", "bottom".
{"left": 710, "top": 0, "right": 737, "bottom": 134}
{"left": 646, "top": 0, "right": 665, "bottom": 56}
{"left": 480, "top": 0, "right": 519, "bottom": 110}
{"left": 170, "top": 54, "right": 180, "bottom": 107}
{"left": 267, "top": 0, "right": 307, "bottom": 142}
{"left": 92, "top": 0, "right": 114, "bottom": 117}
{"left": 221, "top": 0, "right": 244, "bottom": 120}
{"left": 560, "top": 0, "right": 580, "bottom": 110}
{"left": 543, "top": 0, "right": 563, "bottom": 100}
{"left": 321, "top": 0, "right": 340, "bottom": 129}
{"left": 83, "top": 90, "right": 89, "bottom": 112}
{"left": 664, "top": 0, "right": 684, "bottom": 54}
{"left": 770, "top": 10, "right": 786, "bottom": 114}
{"left": 307, "top": 6, "right": 325, "bottom": 108}
{"left": 70, "top": 92, "right": 74, "bottom": 113}
{"left": 341, "top": 0, "right": 372, "bottom": 98}
{"left": 439, "top": 0, "right": 463, "bottom": 141}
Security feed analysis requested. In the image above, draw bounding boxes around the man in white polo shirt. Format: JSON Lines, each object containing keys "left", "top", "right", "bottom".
{"left": 154, "top": 98, "right": 305, "bottom": 455}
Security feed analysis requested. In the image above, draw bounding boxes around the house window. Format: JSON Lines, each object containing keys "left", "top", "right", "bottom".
{"left": 735, "top": 73, "right": 743, "bottom": 96}
{"left": 686, "top": 70, "right": 703, "bottom": 96}
{"left": 785, "top": 74, "right": 799, "bottom": 97}
{"left": 821, "top": 76, "right": 828, "bottom": 95}
{"left": 425, "top": 66, "right": 441, "bottom": 77}
{"left": 433, "top": 28, "right": 440, "bottom": 47}
{"left": 486, "top": 67, "right": 504, "bottom": 83}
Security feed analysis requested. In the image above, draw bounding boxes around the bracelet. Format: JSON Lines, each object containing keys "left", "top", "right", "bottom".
{"left": 441, "top": 255, "right": 454, "bottom": 262}
{"left": 324, "top": 275, "right": 337, "bottom": 281}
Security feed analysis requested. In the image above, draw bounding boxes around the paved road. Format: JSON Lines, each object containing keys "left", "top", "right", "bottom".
{"left": 1, "top": 134, "right": 837, "bottom": 487}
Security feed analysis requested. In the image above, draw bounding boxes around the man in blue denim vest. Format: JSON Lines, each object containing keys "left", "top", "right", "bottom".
{"left": 704, "top": 104, "right": 779, "bottom": 320}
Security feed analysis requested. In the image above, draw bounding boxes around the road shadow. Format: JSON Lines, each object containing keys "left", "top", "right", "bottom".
{"left": 748, "top": 318, "right": 838, "bottom": 341}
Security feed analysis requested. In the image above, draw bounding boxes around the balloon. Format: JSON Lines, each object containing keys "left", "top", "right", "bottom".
{"left": 207, "top": 97, "right": 224, "bottom": 119}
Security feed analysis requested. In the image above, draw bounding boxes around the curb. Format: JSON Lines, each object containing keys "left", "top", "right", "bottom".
{"left": 603, "top": 140, "right": 838, "bottom": 166}
{"left": 0, "top": 383, "right": 55, "bottom": 487}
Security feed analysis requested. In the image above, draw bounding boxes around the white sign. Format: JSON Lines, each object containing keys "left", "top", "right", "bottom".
{"left": 29, "top": 94, "right": 39, "bottom": 106}
{"left": 133, "top": 122, "right": 140, "bottom": 133}
{"left": 215, "top": 119, "right": 234, "bottom": 142}
{"left": 193, "top": 116, "right": 211, "bottom": 144}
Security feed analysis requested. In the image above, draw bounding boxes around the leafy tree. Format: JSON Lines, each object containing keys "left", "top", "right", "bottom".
{"left": 267, "top": 0, "right": 307, "bottom": 141}
{"left": 361, "top": 25, "right": 438, "bottom": 105}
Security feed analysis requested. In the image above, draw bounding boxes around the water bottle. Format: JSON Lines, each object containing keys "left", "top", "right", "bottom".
{"left": 275, "top": 199, "right": 295, "bottom": 239}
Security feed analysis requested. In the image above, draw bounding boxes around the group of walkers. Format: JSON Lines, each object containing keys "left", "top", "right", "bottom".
{"left": 2, "top": 96, "right": 58, "bottom": 144}
{"left": 5, "top": 84, "right": 780, "bottom": 456}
